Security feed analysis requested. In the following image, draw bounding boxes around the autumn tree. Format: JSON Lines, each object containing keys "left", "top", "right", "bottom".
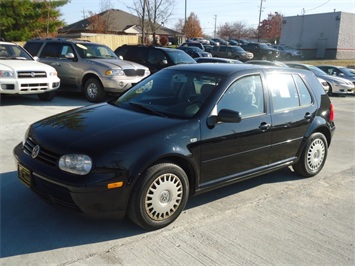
{"left": 182, "top": 12, "right": 203, "bottom": 39}
{"left": 0, "top": 0, "right": 68, "bottom": 41}
{"left": 258, "top": 12, "right": 282, "bottom": 43}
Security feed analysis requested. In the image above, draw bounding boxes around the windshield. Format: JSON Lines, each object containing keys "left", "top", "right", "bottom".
{"left": 340, "top": 67, "right": 355, "bottom": 77}
{"left": 0, "top": 44, "right": 33, "bottom": 60}
{"left": 307, "top": 65, "right": 328, "bottom": 76}
{"left": 112, "top": 69, "right": 223, "bottom": 119}
{"left": 75, "top": 43, "right": 118, "bottom": 59}
{"left": 165, "top": 50, "right": 197, "bottom": 64}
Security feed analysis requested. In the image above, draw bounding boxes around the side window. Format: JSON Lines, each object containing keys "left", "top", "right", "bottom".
{"left": 294, "top": 75, "right": 312, "bottom": 106}
{"left": 59, "top": 44, "right": 74, "bottom": 58}
{"left": 267, "top": 73, "right": 299, "bottom": 112}
{"left": 148, "top": 49, "right": 167, "bottom": 65}
{"left": 217, "top": 75, "right": 264, "bottom": 118}
{"left": 219, "top": 46, "right": 227, "bottom": 52}
{"left": 40, "top": 43, "right": 60, "bottom": 58}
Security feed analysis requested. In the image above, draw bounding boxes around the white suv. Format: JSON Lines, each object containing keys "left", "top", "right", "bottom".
{"left": 0, "top": 41, "right": 60, "bottom": 101}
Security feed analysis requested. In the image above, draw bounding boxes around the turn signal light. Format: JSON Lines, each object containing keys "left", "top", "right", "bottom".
{"left": 107, "top": 182, "right": 123, "bottom": 189}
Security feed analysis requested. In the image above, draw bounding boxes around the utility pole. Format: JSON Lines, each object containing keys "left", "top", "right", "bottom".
{"left": 258, "top": 0, "right": 266, "bottom": 42}
{"left": 214, "top": 15, "right": 217, "bottom": 38}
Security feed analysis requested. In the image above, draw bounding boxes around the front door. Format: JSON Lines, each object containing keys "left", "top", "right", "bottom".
{"left": 199, "top": 74, "right": 272, "bottom": 188}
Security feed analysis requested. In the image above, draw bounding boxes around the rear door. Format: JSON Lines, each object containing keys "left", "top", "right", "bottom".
{"left": 266, "top": 72, "right": 317, "bottom": 164}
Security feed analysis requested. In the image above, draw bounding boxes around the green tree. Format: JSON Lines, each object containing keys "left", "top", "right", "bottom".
{"left": 0, "top": 0, "right": 69, "bottom": 41}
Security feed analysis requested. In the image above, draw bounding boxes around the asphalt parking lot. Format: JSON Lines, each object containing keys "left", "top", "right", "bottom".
{"left": 1, "top": 92, "right": 354, "bottom": 265}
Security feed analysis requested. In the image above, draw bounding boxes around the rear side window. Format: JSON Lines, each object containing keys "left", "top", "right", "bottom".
{"left": 267, "top": 73, "right": 312, "bottom": 112}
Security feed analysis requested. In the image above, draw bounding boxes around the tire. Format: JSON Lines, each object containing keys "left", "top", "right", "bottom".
{"left": 327, "top": 83, "right": 333, "bottom": 96}
{"left": 37, "top": 91, "right": 55, "bottom": 101}
{"left": 128, "top": 162, "right": 189, "bottom": 230}
{"left": 293, "top": 132, "right": 328, "bottom": 177}
{"left": 84, "top": 78, "right": 106, "bottom": 103}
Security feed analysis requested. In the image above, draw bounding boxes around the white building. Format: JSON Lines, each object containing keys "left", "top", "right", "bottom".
{"left": 280, "top": 11, "right": 355, "bottom": 59}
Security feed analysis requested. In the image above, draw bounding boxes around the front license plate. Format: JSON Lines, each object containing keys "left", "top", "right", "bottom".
{"left": 18, "top": 164, "right": 31, "bottom": 188}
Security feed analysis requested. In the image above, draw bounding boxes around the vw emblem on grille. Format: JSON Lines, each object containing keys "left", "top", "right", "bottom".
{"left": 30, "top": 72, "right": 36, "bottom": 77}
{"left": 31, "top": 145, "right": 40, "bottom": 158}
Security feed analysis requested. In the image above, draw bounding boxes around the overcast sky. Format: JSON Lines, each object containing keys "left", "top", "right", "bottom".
{"left": 60, "top": 0, "right": 355, "bottom": 35}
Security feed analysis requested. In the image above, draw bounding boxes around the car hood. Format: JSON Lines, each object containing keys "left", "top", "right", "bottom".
{"left": 315, "top": 73, "right": 354, "bottom": 85}
{"left": 85, "top": 58, "right": 149, "bottom": 70}
{"left": 0, "top": 60, "right": 56, "bottom": 71}
{"left": 30, "top": 103, "right": 187, "bottom": 154}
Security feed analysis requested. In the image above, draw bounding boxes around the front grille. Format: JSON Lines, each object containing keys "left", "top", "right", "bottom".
{"left": 124, "top": 69, "right": 145, "bottom": 76}
{"left": 24, "top": 138, "right": 59, "bottom": 167}
{"left": 20, "top": 83, "right": 48, "bottom": 91}
{"left": 17, "top": 71, "right": 47, "bottom": 78}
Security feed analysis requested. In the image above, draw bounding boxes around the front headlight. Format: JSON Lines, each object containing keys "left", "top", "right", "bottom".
{"left": 49, "top": 71, "right": 58, "bottom": 77}
{"left": 0, "top": 70, "right": 14, "bottom": 78}
{"left": 105, "top": 69, "right": 125, "bottom": 76}
{"left": 59, "top": 154, "right": 92, "bottom": 175}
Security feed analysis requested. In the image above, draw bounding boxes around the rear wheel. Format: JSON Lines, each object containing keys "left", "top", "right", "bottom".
{"left": 37, "top": 91, "right": 55, "bottom": 101}
{"left": 293, "top": 132, "right": 328, "bottom": 177}
{"left": 84, "top": 78, "right": 106, "bottom": 103}
{"left": 128, "top": 162, "right": 189, "bottom": 230}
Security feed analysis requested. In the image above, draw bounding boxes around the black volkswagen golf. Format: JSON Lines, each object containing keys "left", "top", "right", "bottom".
{"left": 14, "top": 64, "right": 335, "bottom": 230}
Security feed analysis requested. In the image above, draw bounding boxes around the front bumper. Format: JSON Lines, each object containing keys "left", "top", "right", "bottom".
{"left": 0, "top": 77, "right": 60, "bottom": 95}
{"left": 13, "top": 143, "right": 129, "bottom": 218}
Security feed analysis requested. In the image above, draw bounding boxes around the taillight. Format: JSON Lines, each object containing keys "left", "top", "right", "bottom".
{"left": 329, "top": 103, "right": 334, "bottom": 121}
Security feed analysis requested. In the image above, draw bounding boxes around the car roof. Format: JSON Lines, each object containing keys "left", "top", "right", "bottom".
{"left": 165, "top": 62, "right": 297, "bottom": 76}
{"left": 0, "top": 41, "right": 17, "bottom": 46}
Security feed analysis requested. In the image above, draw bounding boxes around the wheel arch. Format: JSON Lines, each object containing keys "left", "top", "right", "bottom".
{"left": 129, "top": 154, "right": 198, "bottom": 197}
{"left": 81, "top": 73, "right": 102, "bottom": 91}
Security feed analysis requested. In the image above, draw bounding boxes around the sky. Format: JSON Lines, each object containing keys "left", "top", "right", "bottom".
{"left": 60, "top": 0, "right": 355, "bottom": 36}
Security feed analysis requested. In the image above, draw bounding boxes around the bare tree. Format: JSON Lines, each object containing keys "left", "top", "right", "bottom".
{"left": 87, "top": 0, "right": 114, "bottom": 33}
{"left": 130, "top": 0, "right": 175, "bottom": 44}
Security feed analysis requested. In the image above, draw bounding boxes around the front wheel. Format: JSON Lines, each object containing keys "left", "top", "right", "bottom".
{"left": 37, "top": 91, "right": 55, "bottom": 101}
{"left": 128, "top": 163, "right": 189, "bottom": 230}
{"left": 293, "top": 132, "right": 328, "bottom": 177}
{"left": 84, "top": 78, "right": 106, "bottom": 103}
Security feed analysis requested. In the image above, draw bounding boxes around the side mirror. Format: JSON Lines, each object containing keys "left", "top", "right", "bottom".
{"left": 162, "top": 59, "right": 168, "bottom": 65}
{"left": 119, "top": 55, "right": 123, "bottom": 60}
{"left": 65, "top": 53, "right": 75, "bottom": 59}
{"left": 207, "top": 109, "right": 242, "bottom": 128}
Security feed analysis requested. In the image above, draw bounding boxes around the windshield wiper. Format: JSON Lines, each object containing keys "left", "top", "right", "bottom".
{"left": 129, "top": 102, "right": 167, "bottom": 117}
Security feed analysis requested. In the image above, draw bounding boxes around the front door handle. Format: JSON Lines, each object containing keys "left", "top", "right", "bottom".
{"left": 259, "top": 122, "right": 271, "bottom": 132}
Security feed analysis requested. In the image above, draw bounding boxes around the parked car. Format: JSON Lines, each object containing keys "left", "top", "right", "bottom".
{"left": 317, "top": 65, "right": 355, "bottom": 86}
{"left": 246, "top": 60, "right": 329, "bottom": 93}
{"left": 114, "top": 45, "right": 196, "bottom": 74}
{"left": 0, "top": 41, "right": 60, "bottom": 101}
{"left": 287, "top": 63, "right": 355, "bottom": 95}
{"left": 14, "top": 63, "right": 335, "bottom": 230}
{"left": 211, "top": 38, "right": 228, "bottom": 45}
{"left": 272, "top": 45, "right": 303, "bottom": 60}
{"left": 177, "top": 46, "right": 212, "bottom": 58}
{"left": 24, "top": 38, "right": 150, "bottom": 102}
{"left": 195, "top": 57, "right": 243, "bottom": 64}
{"left": 241, "top": 42, "right": 279, "bottom": 60}
{"left": 178, "top": 42, "right": 205, "bottom": 50}
{"left": 211, "top": 45, "right": 254, "bottom": 61}
{"left": 245, "top": 60, "right": 288, "bottom": 67}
